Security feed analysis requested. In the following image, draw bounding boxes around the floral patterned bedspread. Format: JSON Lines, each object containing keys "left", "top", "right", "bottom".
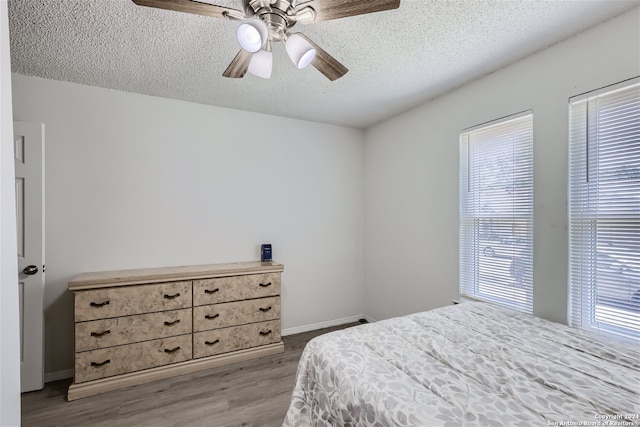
{"left": 283, "top": 302, "right": 640, "bottom": 427}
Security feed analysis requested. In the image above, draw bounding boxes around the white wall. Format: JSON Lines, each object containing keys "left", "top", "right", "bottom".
{"left": 11, "top": 75, "right": 365, "bottom": 375}
{"left": 364, "top": 8, "right": 640, "bottom": 323}
{"left": 0, "top": 0, "right": 21, "bottom": 425}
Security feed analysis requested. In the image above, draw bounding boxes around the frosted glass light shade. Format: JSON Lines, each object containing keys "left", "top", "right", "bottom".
{"left": 237, "top": 20, "right": 268, "bottom": 53}
{"left": 285, "top": 34, "right": 316, "bottom": 69}
{"left": 248, "top": 50, "right": 273, "bottom": 79}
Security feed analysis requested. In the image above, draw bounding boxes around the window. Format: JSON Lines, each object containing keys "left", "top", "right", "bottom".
{"left": 459, "top": 112, "right": 534, "bottom": 312}
{"left": 569, "top": 78, "right": 640, "bottom": 342}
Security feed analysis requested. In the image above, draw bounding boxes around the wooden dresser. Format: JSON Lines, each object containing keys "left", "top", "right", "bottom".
{"left": 67, "top": 261, "right": 284, "bottom": 401}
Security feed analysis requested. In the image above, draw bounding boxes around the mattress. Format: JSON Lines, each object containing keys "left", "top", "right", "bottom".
{"left": 283, "top": 302, "right": 640, "bottom": 426}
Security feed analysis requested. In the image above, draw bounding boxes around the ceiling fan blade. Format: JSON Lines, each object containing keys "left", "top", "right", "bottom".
{"left": 132, "top": 0, "right": 244, "bottom": 20}
{"left": 222, "top": 50, "right": 252, "bottom": 78}
{"left": 295, "top": 0, "right": 399, "bottom": 22}
{"left": 296, "top": 33, "right": 348, "bottom": 81}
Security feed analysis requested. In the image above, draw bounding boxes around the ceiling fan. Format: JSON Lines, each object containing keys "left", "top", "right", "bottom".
{"left": 131, "top": 0, "right": 400, "bottom": 80}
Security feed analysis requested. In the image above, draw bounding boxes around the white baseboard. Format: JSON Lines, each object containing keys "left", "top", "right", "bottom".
{"left": 282, "top": 314, "right": 368, "bottom": 336}
{"left": 363, "top": 315, "right": 377, "bottom": 323}
{"left": 44, "top": 368, "right": 73, "bottom": 383}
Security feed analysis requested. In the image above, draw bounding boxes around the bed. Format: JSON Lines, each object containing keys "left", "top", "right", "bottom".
{"left": 283, "top": 302, "right": 640, "bottom": 427}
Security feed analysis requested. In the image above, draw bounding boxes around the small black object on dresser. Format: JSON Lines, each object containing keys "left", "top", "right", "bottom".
{"left": 261, "top": 244, "right": 272, "bottom": 263}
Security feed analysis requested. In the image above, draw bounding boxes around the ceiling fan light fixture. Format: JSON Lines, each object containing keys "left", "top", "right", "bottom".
{"left": 293, "top": 6, "right": 316, "bottom": 23}
{"left": 285, "top": 34, "right": 316, "bottom": 69}
{"left": 237, "top": 19, "right": 268, "bottom": 53}
{"left": 248, "top": 49, "right": 273, "bottom": 79}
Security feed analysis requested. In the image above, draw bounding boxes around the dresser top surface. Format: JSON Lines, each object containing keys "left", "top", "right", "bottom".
{"left": 68, "top": 261, "right": 284, "bottom": 290}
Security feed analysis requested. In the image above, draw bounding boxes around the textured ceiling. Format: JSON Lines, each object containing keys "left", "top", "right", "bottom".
{"left": 8, "top": 0, "right": 640, "bottom": 128}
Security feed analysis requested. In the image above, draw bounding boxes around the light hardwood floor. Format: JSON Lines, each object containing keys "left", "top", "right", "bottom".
{"left": 22, "top": 322, "right": 361, "bottom": 427}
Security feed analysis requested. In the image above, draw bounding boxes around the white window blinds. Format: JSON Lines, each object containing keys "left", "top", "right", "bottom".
{"left": 569, "top": 79, "right": 640, "bottom": 342}
{"left": 459, "top": 112, "right": 534, "bottom": 313}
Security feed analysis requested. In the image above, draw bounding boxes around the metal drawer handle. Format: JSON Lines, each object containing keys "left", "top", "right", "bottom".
{"left": 164, "top": 346, "right": 181, "bottom": 354}
{"left": 90, "top": 300, "right": 110, "bottom": 307}
{"left": 204, "top": 288, "right": 219, "bottom": 294}
{"left": 90, "top": 330, "right": 111, "bottom": 337}
{"left": 164, "top": 319, "right": 180, "bottom": 326}
{"left": 259, "top": 329, "right": 272, "bottom": 336}
{"left": 205, "top": 313, "right": 220, "bottom": 320}
{"left": 259, "top": 306, "right": 272, "bottom": 312}
{"left": 91, "top": 359, "right": 110, "bottom": 367}
{"left": 259, "top": 282, "right": 272, "bottom": 288}
{"left": 205, "top": 339, "right": 220, "bottom": 346}
{"left": 164, "top": 293, "right": 181, "bottom": 300}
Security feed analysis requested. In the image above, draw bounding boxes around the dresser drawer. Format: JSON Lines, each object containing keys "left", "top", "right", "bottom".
{"left": 193, "top": 273, "right": 279, "bottom": 306}
{"left": 75, "top": 308, "right": 192, "bottom": 352}
{"left": 194, "top": 297, "right": 280, "bottom": 332}
{"left": 74, "top": 334, "right": 192, "bottom": 383}
{"left": 74, "top": 281, "right": 192, "bottom": 321}
{"left": 193, "top": 320, "right": 280, "bottom": 359}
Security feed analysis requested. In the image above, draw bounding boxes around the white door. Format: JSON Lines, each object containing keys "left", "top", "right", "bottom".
{"left": 14, "top": 121, "right": 45, "bottom": 392}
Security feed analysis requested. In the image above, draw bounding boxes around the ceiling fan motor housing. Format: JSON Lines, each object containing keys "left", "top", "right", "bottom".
{"left": 244, "top": 0, "right": 300, "bottom": 42}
